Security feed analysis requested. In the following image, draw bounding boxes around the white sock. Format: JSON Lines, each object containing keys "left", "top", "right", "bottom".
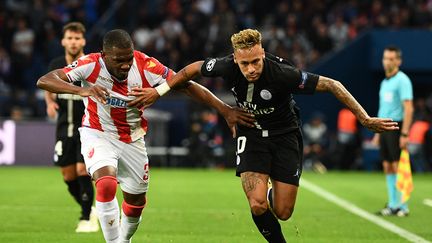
{"left": 119, "top": 210, "right": 141, "bottom": 243}
{"left": 96, "top": 197, "right": 120, "bottom": 242}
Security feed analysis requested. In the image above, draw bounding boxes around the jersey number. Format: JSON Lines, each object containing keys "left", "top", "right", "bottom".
{"left": 237, "top": 136, "right": 246, "bottom": 154}
{"left": 54, "top": 141, "right": 63, "bottom": 156}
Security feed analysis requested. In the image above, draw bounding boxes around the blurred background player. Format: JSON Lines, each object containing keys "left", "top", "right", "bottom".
{"left": 373, "top": 45, "right": 414, "bottom": 217}
{"left": 334, "top": 108, "right": 360, "bottom": 170}
{"left": 43, "top": 22, "right": 98, "bottom": 232}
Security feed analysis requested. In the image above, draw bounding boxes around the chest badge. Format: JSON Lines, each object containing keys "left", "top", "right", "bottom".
{"left": 260, "top": 89, "right": 272, "bottom": 100}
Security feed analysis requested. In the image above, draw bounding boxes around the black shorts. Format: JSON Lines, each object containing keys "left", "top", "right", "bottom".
{"left": 379, "top": 123, "right": 402, "bottom": 162}
{"left": 235, "top": 130, "right": 303, "bottom": 186}
{"left": 53, "top": 136, "right": 84, "bottom": 167}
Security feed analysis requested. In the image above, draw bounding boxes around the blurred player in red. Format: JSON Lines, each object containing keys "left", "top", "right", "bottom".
{"left": 43, "top": 22, "right": 98, "bottom": 233}
{"left": 37, "top": 29, "right": 254, "bottom": 242}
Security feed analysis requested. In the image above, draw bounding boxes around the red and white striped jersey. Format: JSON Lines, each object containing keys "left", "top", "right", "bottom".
{"left": 62, "top": 50, "right": 173, "bottom": 143}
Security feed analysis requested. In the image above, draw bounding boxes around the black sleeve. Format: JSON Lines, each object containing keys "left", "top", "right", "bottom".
{"left": 48, "top": 57, "right": 66, "bottom": 72}
{"left": 279, "top": 65, "right": 319, "bottom": 95}
{"left": 200, "top": 55, "right": 234, "bottom": 78}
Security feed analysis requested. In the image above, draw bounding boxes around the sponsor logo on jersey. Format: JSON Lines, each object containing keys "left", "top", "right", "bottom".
{"left": 106, "top": 97, "right": 128, "bottom": 108}
{"left": 299, "top": 71, "right": 308, "bottom": 89}
{"left": 98, "top": 75, "right": 114, "bottom": 84}
{"left": 260, "top": 89, "right": 272, "bottom": 100}
{"left": 206, "top": 59, "right": 216, "bottom": 71}
{"left": 238, "top": 101, "right": 275, "bottom": 115}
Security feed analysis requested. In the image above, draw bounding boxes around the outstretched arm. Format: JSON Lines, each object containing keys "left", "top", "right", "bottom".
{"left": 127, "top": 61, "right": 205, "bottom": 109}
{"left": 315, "top": 76, "right": 399, "bottom": 133}
{"left": 178, "top": 81, "right": 255, "bottom": 137}
{"left": 37, "top": 69, "right": 108, "bottom": 103}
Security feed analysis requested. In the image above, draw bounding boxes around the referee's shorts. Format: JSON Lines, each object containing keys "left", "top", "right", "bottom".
{"left": 379, "top": 122, "right": 402, "bottom": 162}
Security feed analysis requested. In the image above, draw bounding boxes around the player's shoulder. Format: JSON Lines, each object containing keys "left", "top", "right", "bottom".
{"left": 48, "top": 56, "right": 67, "bottom": 71}
{"left": 396, "top": 71, "right": 412, "bottom": 82}
{"left": 265, "top": 52, "right": 297, "bottom": 76}
{"left": 203, "top": 54, "right": 236, "bottom": 73}
{"left": 133, "top": 50, "right": 167, "bottom": 71}
{"left": 63, "top": 53, "right": 100, "bottom": 73}
{"left": 82, "top": 53, "right": 101, "bottom": 62}
{"left": 70, "top": 53, "right": 100, "bottom": 67}
{"left": 265, "top": 52, "right": 295, "bottom": 67}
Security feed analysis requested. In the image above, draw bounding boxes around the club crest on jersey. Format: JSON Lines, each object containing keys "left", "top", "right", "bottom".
{"left": 66, "top": 60, "right": 79, "bottom": 69}
{"left": 299, "top": 71, "right": 308, "bottom": 89}
{"left": 260, "top": 89, "right": 272, "bottom": 100}
{"left": 206, "top": 59, "right": 216, "bottom": 71}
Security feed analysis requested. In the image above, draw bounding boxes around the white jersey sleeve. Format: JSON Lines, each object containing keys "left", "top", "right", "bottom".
{"left": 62, "top": 54, "right": 99, "bottom": 84}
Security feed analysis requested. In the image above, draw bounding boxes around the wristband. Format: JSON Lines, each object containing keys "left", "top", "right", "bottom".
{"left": 155, "top": 82, "right": 171, "bottom": 96}
{"left": 401, "top": 132, "right": 408, "bottom": 137}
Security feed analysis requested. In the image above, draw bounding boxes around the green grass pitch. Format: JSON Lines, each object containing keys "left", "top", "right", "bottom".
{"left": 0, "top": 167, "right": 431, "bottom": 242}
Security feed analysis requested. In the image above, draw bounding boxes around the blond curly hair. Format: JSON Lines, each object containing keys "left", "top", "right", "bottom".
{"left": 230, "top": 29, "right": 262, "bottom": 51}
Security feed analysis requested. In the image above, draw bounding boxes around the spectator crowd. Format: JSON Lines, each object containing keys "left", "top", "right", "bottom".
{"left": 1, "top": 0, "right": 432, "bottom": 118}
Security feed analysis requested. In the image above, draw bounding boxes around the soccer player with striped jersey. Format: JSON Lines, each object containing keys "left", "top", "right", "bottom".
{"left": 135, "top": 29, "right": 400, "bottom": 242}
{"left": 37, "top": 29, "right": 254, "bottom": 243}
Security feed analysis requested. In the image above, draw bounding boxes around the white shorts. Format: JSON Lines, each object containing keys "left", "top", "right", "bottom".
{"left": 79, "top": 127, "right": 149, "bottom": 194}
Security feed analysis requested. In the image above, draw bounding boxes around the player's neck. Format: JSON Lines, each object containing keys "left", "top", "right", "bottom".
{"left": 65, "top": 52, "right": 84, "bottom": 65}
{"left": 385, "top": 69, "right": 399, "bottom": 79}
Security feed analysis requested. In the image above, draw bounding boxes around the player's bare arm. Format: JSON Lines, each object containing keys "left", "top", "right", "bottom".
{"left": 178, "top": 81, "right": 255, "bottom": 137}
{"left": 315, "top": 75, "right": 399, "bottom": 133}
{"left": 37, "top": 69, "right": 108, "bottom": 104}
{"left": 44, "top": 91, "right": 59, "bottom": 119}
{"left": 128, "top": 61, "right": 205, "bottom": 109}
{"left": 400, "top": 99, "right": 414, "bottom": 149}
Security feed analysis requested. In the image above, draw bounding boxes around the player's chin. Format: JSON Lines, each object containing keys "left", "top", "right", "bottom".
{"left": 246, "top": 76, "right": 259, "bottom": 82}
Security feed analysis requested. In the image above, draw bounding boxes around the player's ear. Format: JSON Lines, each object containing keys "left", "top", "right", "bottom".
{"left": 83, "top": 38, "right": 86, "bottom": 47}
{"left": 262, "top": 48, "right": 265, "bottom": 59}
{"left": 232, "top": 53, "right": 237, "bottom": 64}
{"left": 61, "top": 38, "right": 66, "bottom": 47}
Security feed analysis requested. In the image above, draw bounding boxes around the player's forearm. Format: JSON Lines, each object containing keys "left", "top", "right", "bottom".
{"left": 37, "top": 70, "right": 81, "bottom": 95}
{"left": 317, "top": 76, "right": 370, "bottom": 124}
{"left": 44, "top": 91, "right": 56, "bottom": 104}
{"left": 182, "top": 81, "right": 230, "bottom": 115}
{"left": 170, "top": 61, "right": 203, "bottom": 89}
{"left": 401, "top": 101, "right": 414, "bottom": 135}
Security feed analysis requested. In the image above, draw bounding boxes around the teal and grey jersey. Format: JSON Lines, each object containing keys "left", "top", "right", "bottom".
{"left": 378, "top": 71, "right": 413, "bottom": 121}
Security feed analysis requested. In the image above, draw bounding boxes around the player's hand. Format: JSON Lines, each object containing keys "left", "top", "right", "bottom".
{"left": 221, "top": 106, "right": 255, "bottom": 138}
{"left": 77, "top": 85, "right": 109, "bottom": 104}
{"left": 371, "top": 133, "right": 380, "bottom": 147}
{"left": 46, "top": 101, "right": 59, "bottom": 119}
{"left": 361, "top": 117, "right": 399, "bottom": 133}
{"left": 399, "top": 136, "right": 409, "bottom": 149}
{"left": 127, "top": 87, "right": 160, "bottom": 109}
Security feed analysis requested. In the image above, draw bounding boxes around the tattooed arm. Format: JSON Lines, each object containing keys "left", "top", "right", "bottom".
{"left": 128, "top": 61, "right": 204, "bottom": 109}
{"left": 315, "top": 76, "right": 399, "bottom": 133}
{"left": 170, "top": 61, "right": 204, "bottom": 89}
